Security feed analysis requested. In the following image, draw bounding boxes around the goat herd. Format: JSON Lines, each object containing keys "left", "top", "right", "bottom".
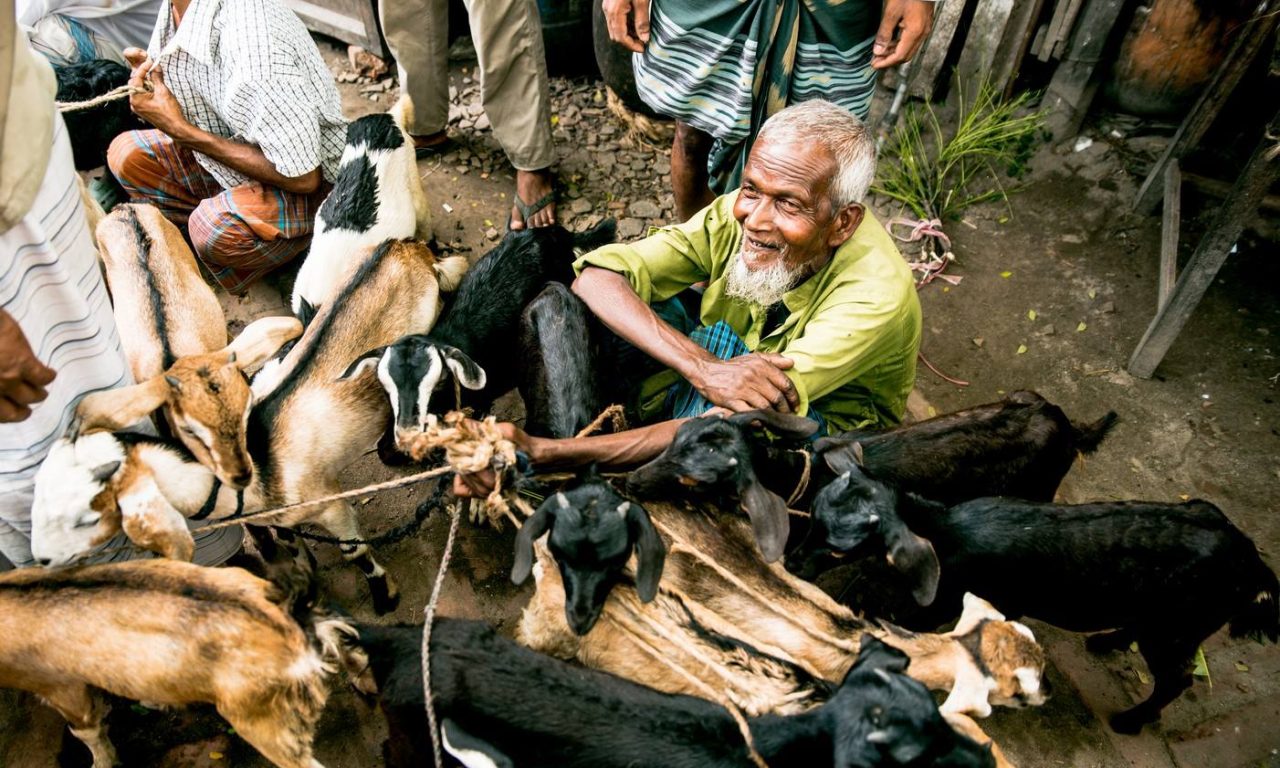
{"left": 2, "top": 99, "right": 1277, "bottom": 768}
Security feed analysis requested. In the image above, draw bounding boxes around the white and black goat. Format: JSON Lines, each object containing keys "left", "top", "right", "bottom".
{"left": 805, "top": 464, "right": 1280, "bottom": 733}
{"left": 0, "top": 559, "right": 345, "bottom": 768}
{"left": 74, "top": 205, "right": 304, "bottom": 489}
{"left": 34, "top": 239, "right": 468, "bottom": 612}
{"left": 291, "top": 96, "right": 432, "bottom": 323}
{"left": 515, "top": 474, "right": 1049, "bottom": 720}
{"left": 325, "top": 618, "right": 997, "bottom": 768}
{"left": 343, "top": 221, "right": 616, "bottom": 453}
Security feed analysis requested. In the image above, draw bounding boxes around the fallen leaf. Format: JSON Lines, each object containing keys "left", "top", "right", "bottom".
{"left": 550, "top": 115, "right": 560, "bottom": 126}
{"left": 483, "top": 219, "right": 494, "bottom": 228}
{"left": 1130, "top": 641, "right": 1140, "bottom": 653}
{"left": 210, "top": 752, "right": 225, "bottom": 761}
{"left": 1088, "top": 288, "right": 1097, "bottom": 299}
{"left": 942, "top": 286, "right": 950, "bottom": 293}
{"left": 1076, "top": 322, "right": 1087, "bottom": 332}
{"left": 1016, "top": 344, "right": 1027, "bottom": 355}
{"left": 1000, "top": 271, "right": 1013, "bottom": 278}
{"left": 997, "top": 215, "right": 1010, "bottom": 224}
{"left": 1235, "top": 661, "right": 1250, "bottom": 672}
{"left": 1193, "top": 647, "right": 1211, "bottom": 687}
{"left": 1179, "top": 494, "right": 1190, "bottom": 501}
{"left": 1028, "top": 309, "right": 1037, "bottom": 320}
{"left": 972, "top": 337, "right": 985, "bottom": 348}
{"left": 927, "top": 406, "right": 937, "bottom": 417}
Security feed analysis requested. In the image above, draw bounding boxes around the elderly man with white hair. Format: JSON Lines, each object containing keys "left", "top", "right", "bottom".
{"left": 452, "top": 100, "right": 920, "bottom": 494}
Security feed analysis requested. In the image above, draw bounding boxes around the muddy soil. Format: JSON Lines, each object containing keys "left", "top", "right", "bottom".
{"left": 2, "top": 39, "right": 1277, "bottom": 768}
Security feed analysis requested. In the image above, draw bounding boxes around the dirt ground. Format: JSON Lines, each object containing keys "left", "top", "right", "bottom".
{"left": 3, "top": 39, "right": 1278, "bottom": 768}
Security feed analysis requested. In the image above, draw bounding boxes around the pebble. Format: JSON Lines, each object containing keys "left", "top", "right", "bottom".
{"left": 474, "top": 113, "right": 490, "bottom": 131}
{"left": 467, "top": 102, "right": 484, "bottom": 117}
{"left": 654, "top": 159, "right": 671, "bottom": 175}
{"left": 485, "top": 227, "right": 499, "bottom": 241}
{"left": 1100, "top": 301, "right": 1116, "bottom": 314}
{"left": 1039, "top": 324, "right": 1057, "bottom": 336}
{"left": 570, "top": 198, "right": 593, "bottom": 214}
{"left": 618, "top": 218, "right": 646, "bottom": 239}
{"left": 629, "top": 200, "right": 661, "bottom": 218}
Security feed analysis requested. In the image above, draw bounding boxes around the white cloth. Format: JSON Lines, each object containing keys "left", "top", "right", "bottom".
{"left": 145, "top": 0, "right": 346, "bottom": 188}
{"left": 0, "top": 110, "right": 132, "bottom": 566}
{"left": 18, "top": 0, "right": 161, "bottom": 53}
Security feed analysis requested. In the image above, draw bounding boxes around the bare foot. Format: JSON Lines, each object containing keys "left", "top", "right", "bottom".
{"left": 410, "top": 131, "right": 450, "bottom": 152}
{"left": 511, "top": 168, "right": 556, "bottom": 230}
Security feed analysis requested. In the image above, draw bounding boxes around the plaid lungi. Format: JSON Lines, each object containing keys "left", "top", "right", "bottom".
{"left": 635, "top": 0, "right": 879, "bottom": 194}
{"left": 107, "top": 129, "right": 326, "bottom": 293}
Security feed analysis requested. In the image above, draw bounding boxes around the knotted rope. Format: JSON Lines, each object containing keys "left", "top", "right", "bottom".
{"left": 888, "top": 216, "right": 962, "bottom": 289}
{"left": 56, "top": 84, "right": 148, "bottom": 112}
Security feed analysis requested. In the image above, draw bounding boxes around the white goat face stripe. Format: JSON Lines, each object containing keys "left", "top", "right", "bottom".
{"left": 416, "top": 347, "right": 445, "bottom": 427}
{"left": 1014, "top": 667, "right": 1041, "bottom": 695}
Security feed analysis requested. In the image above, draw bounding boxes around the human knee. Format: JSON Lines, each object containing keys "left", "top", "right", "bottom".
{"left": 188, "top": 199, "right": 255, "bottom": 264}
{"left": 674, "top": 121, "right": 713, "bottom": 153}
{"left": 106, "top": 132, "right": 147, "bottom": 185}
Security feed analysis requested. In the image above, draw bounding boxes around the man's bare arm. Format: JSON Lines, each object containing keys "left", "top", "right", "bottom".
{"left": 572, "top": 267, "right": 799, "bottom": 412}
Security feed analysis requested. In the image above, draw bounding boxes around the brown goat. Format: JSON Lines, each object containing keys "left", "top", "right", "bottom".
{"left": 0, "top": 560, "right": 339, "bottom": 768}
{"left": 518, "top": 500, "right": 1048, "bottom": 719}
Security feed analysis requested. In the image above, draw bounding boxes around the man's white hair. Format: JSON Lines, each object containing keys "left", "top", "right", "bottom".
{"left": 755, "top": 100, "right": 876, "bottom": 208}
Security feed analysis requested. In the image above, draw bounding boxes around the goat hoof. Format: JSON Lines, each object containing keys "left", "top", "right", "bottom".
{"left": 370, "top": 582, "right": 401, "bottom": 615}
{"left": 1109, "top": 709, "right": 1152, "bottom": 735}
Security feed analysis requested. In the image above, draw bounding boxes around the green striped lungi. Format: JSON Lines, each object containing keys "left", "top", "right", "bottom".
{"left": 634, "top": 0, "right": 880, "bottom": 194}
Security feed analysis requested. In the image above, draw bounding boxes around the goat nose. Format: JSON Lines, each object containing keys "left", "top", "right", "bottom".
{"left": 34, "top": 557, "right": 51, "bottom": 566}
{"left": 231, "top": 471, "right": 252, "bottom": 487}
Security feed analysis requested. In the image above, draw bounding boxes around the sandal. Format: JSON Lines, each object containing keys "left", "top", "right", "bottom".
{"left": 508, "top": 189, "right": 558, "bottom": 231}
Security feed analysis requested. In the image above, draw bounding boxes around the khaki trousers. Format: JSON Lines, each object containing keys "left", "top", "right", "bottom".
{"left": 379, "top": 0, "right": 556, "bottom": 171}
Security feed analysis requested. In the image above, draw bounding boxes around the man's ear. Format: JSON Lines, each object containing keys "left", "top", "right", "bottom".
{"left": 827, "top": 203, "right": 864, "bottom": 249}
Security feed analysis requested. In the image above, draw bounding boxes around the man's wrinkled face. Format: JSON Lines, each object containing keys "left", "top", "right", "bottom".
{"left": 731, "top": 137, "right": 863, "bottom": 299}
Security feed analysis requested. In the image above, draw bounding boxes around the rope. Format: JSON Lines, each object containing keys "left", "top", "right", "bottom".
{"left": 421, "top": 501, "right": 461, "bottom": 768}
{"left": 611, "top": 606, "right": 770, "bottom": 768}
{"left": 574, "top": 403, "right": 627, "bottom": 438}
{"left": 56, "top": 84, "right": 148, "bottom": 112}
{"left": 784, "top": 449, "right": 812, "bottom": 508}
{"left": 888, "top": 216, "right": 962, "bottom": 289}
{"left": 917, "top": 350, "right": 971, "bottom": 387}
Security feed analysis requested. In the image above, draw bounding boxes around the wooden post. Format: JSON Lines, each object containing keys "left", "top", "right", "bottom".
{"left": 1158, "top": 161, "right": 1180, "bottom": 312}
{"left": 1042, "top": 0, "right": 1126, "bottom": 140}
{"left": 1132, "top": 0, "right": 1280, "bottom": 212}
{"left": 955, "top": 0, "right": 1014, "bottom": 99}
{"left": 1127, "top": 110, "right": 1280, "bottom": 379}
{"left": 908, "top": 0, "right": 969, "bottom": 100}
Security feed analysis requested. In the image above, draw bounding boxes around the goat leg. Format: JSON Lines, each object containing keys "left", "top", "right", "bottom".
{"left": 43, "top": 685, "right": 118, "bottom": 768}
{"left": 1109, "top": 636, "right": 1198, "bottom": 734}
{"left": 1084, "top": 628, "right": 1137, "bottom": 655}
{"left": 314, "top": 501, "right": 400, "bottom": 614}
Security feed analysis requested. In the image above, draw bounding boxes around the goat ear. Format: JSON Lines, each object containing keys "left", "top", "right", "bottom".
{"left": 73, "top": 377, "right": 169, "bottom": 434}
{"left": 511, "top": 502, "right": 555, "bottom": 585}
{"left": 118, "top": 468, "right": 195, "bottom": 561}
{"left": 443, "top": 347, "right": 487, "bottom": 391}
{"left": 852, "top": 635, "right": 910, "bottom": 676}
{"left": 952, "top": 593, "right": 1006, "bottom": 636}
{"left": 728, "top": 409, "right": 820, "bottom": 440}
{"left": 817, "top": 438, "right": 865, "bottom": 475}
{"left": 441, "top": 718, "right": 515, "bottom": 768}
{"left": 91, "top": 460, "right": 122, "bottom": 484}
{"left": 224, "top": 316, "right": 303, "bottom": 372}
{"left": 624, "top": 501, "right": 666, "bottom": 602}
{"left": 882, "top": 516, "right": 940, "bottom": 607}
{"left": 740, "top": 479, "right": 789, "bottom": 563}
{"left": 339, "top": 347, "right": 387, "bottom": 381}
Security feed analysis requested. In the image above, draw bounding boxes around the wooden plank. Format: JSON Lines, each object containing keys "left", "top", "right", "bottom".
{"left": 997, "top": 0, "right": 1048, "bottom": 97}
{"left": 1183, "top": 171, "right": 1280, "bottom": 213}
{"left": 1042, "top": 0, "right": 1126, "bottom": 140}
{"left": 1038, "top": 0, "right": 1073, "bottom": 61}
{"left": 286, "top": 0, "right": 388, "bottom": 58}
{"left": 1158, "top": 160, "right": 1181, "bottom": 312}
{"left": 955, "top": 0, "right": 1015, "bottom": 100}
{"left": 1127, "top": 109, "right": 1280, "bottom": 379}
{"left": 1132, "top": 0, "right": 1279, "bottom": 212}
{"left": 907, "top": 0, "right": 969, "bottom": 100}
{"left": 1049, "top": 0, "right": 1086, "bottom": 59}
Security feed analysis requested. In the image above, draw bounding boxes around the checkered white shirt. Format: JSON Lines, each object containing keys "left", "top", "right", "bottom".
{"left": 147, "top": 0, "right": 346, "bottom": 189}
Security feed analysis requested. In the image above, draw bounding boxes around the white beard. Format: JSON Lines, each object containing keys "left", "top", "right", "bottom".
{"left": 724, "top": 249, "right": 806, "bottom": 308}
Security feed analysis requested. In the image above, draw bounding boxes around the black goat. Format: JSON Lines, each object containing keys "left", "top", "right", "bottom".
{"left": 54, "top": 60, "right": 143, "bottom": 170}
{"left": 807, "top": 463, "right": 1280, "bottom": 734}
{"left": 627, "top": 410, "right": 820, "bottom": 562}
{"left": 511, "top": 469, "right": 665, "bottom": 635}
{"left": 343, "top": 220, "right": 616, "bottom": 454}
{"left": 327, "top": 618, "right": 996, "bottom": 768}
{"left": 518, "top": 281, "right": 602, "bottom": 439}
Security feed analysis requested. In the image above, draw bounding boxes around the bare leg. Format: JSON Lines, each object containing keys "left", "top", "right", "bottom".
{"left": 512, "top": 168, "right": 557, "bottom": 230}
{"left": 671, "top": 120, "right": 716, "bottom": 222}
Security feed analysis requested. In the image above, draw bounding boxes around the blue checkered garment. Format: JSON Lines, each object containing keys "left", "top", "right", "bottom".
{"left": 665, "top": 320, "right": 827, "bottom": 437}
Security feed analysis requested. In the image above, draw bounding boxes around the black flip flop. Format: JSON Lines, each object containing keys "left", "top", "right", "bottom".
{"left": 414, "top": 136, "right": 458, "bottom": 159}
{"left": 508, "top": 189, "right": 558, "bottom": 231}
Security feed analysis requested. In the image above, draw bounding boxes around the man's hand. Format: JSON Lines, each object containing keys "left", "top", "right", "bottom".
{"left": 871, "top": 0, "right": 935, "bottom": 70}
{"left": 691, "top": 353, "right": 799, "bottom": 413}
{"left": 0, "top": 311, "right": 56, "bottom": 423}
{"left": 123, "top": 46, "right": 148, "bottom": 70}
{"left": 128, "top": 62, "right": 189, "bottom": 138}
{"left": 603, "top": 0, "right": 651, "bottom": 53}
{"left": 451, "top": 421, "right": 538, "bottom": 498}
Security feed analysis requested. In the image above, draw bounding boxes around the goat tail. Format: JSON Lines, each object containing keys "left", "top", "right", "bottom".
{"left": 433, "top": 255, "right": 470, "bottom": 293}
{"left": 1072, "top": 411, "right": 1119, "bottom": 453}
{"left": 1230, "top": 560, "right": 1280, "bottom": 644}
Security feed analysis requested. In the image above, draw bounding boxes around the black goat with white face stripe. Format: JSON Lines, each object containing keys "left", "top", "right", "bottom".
{"left": 343, "top": 220, "right": 617, "bottom": 458}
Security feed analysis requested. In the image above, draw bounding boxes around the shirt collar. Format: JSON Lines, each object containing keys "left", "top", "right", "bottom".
{"left": 157, "top": 0, "right": 220, "bottom": 65}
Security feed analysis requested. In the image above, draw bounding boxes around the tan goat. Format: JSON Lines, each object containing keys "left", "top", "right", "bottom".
{"left": 82, "top": 203, "right": 302, "bottom": 488}
{"left": 0, "top": 559, "right": 341, "bottom": 768}
{"left": 518, "top": 500, "right": 1048, "bottom": 719}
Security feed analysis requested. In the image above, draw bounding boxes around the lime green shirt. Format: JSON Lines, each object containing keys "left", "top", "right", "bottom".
{"left": 574, "top": 193, "right": 922, "bottom": 432}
